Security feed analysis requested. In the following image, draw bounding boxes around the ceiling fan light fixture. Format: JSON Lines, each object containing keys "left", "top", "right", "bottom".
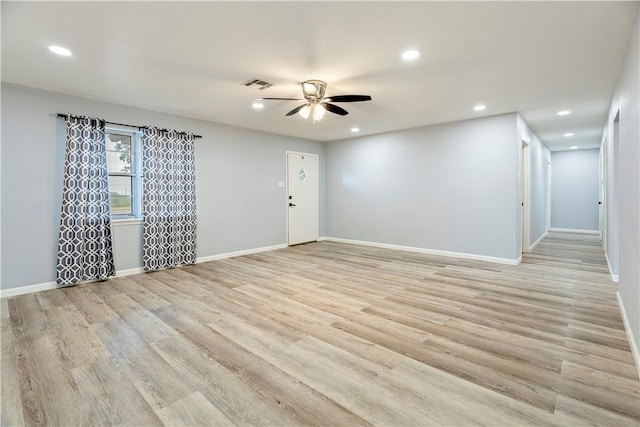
{"left": 299, "top": 105, "right": 311, "bottom": 119}
{"left": 313, "top": 104, "right": 326, "bottom": 121}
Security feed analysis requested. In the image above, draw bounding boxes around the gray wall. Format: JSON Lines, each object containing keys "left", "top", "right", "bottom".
{"left": 605, "top": 7, "right": 639, "bottom": 362}
{"left": 325, "top": 113, "right": 521, "bottom": 261}
{"left": 1, "top": 83, "right": 325, "bottom": 290}
{"left": 550, "top": 149, "right": 600, "bottom": 231}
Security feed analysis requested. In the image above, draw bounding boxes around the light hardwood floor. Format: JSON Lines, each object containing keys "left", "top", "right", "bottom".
{"left": 2, "top": 231, "right": 639, "bottom": 426}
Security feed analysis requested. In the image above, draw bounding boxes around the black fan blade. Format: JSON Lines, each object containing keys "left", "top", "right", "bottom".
{"left": 322, "top": 103, "right": 349, "bottom": 116}
{"left": 325, "top": 95, "right": 372, "bottom": 103}
{"left": 259, "top": 97, "right": 303, "bottom": 101}
{"left": 285, "top": 104, "right": 308, "bottom": 116}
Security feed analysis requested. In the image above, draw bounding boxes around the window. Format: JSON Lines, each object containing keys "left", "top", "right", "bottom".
{"left": 106, "top": 129, "right": 142, "bottom": 219}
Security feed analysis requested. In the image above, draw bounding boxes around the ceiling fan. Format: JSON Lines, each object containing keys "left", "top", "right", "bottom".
{"left": 259, "top": 80, "right": 372, "bottom": 121}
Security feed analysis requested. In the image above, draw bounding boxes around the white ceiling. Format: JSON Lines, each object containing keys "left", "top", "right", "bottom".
{"left": 2, "top": 1, "right": 637, "bottom": 150}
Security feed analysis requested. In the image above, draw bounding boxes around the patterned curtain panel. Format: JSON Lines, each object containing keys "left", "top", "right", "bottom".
{"left": 142, "top": 127, "right": 197, "bottom": 271}
{"left": 57, "top": 116, "right": 115, "bottom": 285}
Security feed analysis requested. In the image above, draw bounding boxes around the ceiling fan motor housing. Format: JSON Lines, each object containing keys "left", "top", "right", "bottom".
{"left": 302, "top": 80, "right": 327, "bottom": 102}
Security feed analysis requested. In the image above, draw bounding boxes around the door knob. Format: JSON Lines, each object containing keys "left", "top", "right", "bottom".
{"left": 289, "top": 203, "right": 296, "bottom": 207}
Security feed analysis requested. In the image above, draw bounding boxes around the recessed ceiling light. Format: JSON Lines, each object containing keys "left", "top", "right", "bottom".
{"left": 401, "top": 49, "right": 420, "bottom": 60}
{"left": 48, "top": 45, "right": 72, "bottom": 56}
{"left": 570, "top": 146, "right": 578, "bottom": 149}
{"left": 557, "top": 110, "right": 571, "bottom": 116}
{"left": 252, "top": 102, "right": 264, "bottom": 110}
{"left": 564, "top": 132, "right": 574, "bottom": 137}
{"left": 351, "top": 127, "right": 360, "bottom": 133}
{"left": 474, "top": 104, "right": 486, "bottom": 111}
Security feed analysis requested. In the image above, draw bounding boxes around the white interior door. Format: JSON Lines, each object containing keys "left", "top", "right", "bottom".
{"left": 287, "top": 152, "right": 318, "bottom": 245}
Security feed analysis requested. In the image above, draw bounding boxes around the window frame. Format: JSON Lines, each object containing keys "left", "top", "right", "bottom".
{"left": 105, "top": 127, "right": 143, "bottom": 221}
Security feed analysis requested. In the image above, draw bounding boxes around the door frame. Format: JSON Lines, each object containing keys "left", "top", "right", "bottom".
{"left": 546, "top": 157, "right": 551, "bottom": 231}
{"left": 599, "top": 141, "right": 606, "bottom": 243}
{"left": 285, "top": 151, "right": 319, "bottom": 246}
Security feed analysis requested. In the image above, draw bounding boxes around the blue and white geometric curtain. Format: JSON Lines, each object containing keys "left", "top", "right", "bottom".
{"left": 142, "top": 127, "right": 197, "bottom": 271}
{"left": 57, "top": 116, "right": 115, "bottom": 285}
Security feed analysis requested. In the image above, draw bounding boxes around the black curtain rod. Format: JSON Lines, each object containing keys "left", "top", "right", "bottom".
{"left": 57, "top": 113, "right": 202, "bottom": 138}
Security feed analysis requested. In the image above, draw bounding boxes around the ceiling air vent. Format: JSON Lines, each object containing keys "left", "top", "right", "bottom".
{"left": 242, "top": 78, "right": 273, "bottom": 90}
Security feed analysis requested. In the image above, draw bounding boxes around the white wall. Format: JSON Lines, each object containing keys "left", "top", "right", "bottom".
{"left": 1, "top": 83, "right": 325, "bottom": 291}
{"left": 550, "top": 149, "right": 600, "bottom": 231}
{"left": 325, "top": 113, "right": 521, "bottom": 262}
{"left": 604, "top": 7, "right": 640, "bottom": 366}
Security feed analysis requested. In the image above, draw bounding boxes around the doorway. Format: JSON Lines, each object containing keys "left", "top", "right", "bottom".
{"left": 521, "top": 140, "right": 530, "bottom": 253}
{"left": 286, "top": 151, "right": 318, "bottom": 245}
{"left": 604, "top": 112, "right": 620, "bottom": 277}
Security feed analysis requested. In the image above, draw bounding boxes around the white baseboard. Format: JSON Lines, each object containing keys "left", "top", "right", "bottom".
{"left": 0, "top": 281, "right": 58, "bottom": 299}
{"left": 195, "top": 243, "right": 287, "bottom": 264}
{"left": 322, "top": 237, "right": 521, "bottom": 265}
{"left": 528, "top": 230, "right": 548, "bottom": 252}
{"left": 1, "top": 244, "right": 288, "bottom": 299}
{"left": 617, "top": 291, "right": 640, "bottom": 380}
{"left": 548, "top": 227, "right": 600, "bottom": 235}
{"left": 116, "top": 267, "right": 145, "bottom": 277}
{"left": 606, "top": 253, "right": 619, "bottom": 283}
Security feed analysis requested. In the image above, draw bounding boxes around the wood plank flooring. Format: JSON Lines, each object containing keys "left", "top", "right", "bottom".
{"left": 2, "top": 231, "right": 639, "bottom": 426}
